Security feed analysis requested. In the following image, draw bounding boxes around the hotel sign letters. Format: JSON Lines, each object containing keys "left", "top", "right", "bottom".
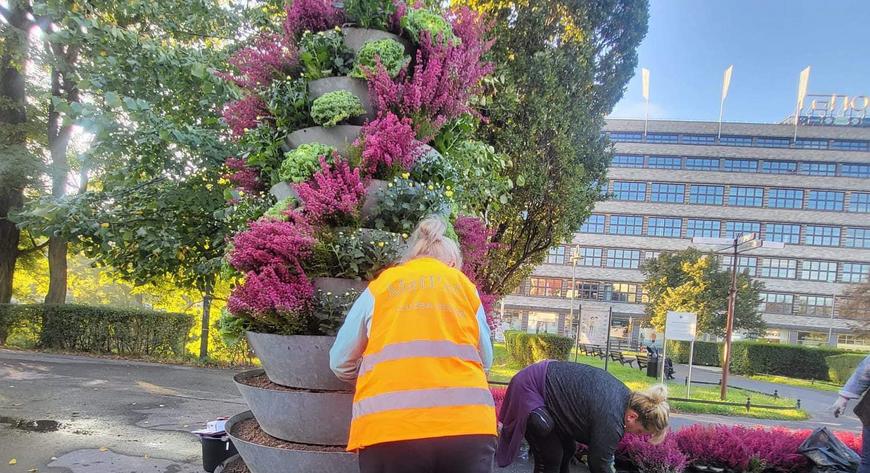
{"left": 798, "top": 93, "right": 869, "bottom": 126}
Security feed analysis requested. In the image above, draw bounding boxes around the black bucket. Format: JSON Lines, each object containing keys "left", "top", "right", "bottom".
{"left": 201, "top": 436, "right": 238, "bottom": 473}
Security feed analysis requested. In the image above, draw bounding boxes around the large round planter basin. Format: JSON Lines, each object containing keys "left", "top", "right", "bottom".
{"left": 313, "top": 277, "right": 369, "bottom": 295}
{"left": 233, "top": 369, "right": 352, "bottom": 445}
{"left": 246, "top": 332, "right": 349, "bottom": 391}
{"left": 285, "top": 126, "right": 362, "bottom": 157}
{"left": 227, "top": 411, "right": 358, "bottom": 473}
{"left": 342, "top": 27, "right": 412, "bottom": 55}
{"left": 308, "top": 77, "right": 375, "bottom": 124}
{"left": 269, "top": 182, "right": 296, "bottom": 202}
{"left": 360, "top": 179, "right": 388, "bottom": 220}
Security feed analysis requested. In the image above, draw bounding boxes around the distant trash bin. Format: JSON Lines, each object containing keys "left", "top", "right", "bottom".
{"left": 201, "top": 435, "right": 238, "bottom": 473}
{"left": 646, "top": 355, "right": 659, "bottom": 378}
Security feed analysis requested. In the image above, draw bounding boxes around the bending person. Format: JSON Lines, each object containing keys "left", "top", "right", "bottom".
{"left": 831, "top": 353, "right": 870, "bottom": 473}
{"left": 497, "top": 360, "right": 669, "bottom": 473}
{"left": 330, "top": 216, "right": 497, "bottom": 473}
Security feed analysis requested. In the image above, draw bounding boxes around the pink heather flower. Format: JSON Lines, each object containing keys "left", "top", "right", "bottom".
{"left": 229, "top": 219, "right": 315, "bottom": 274}
{"left": 216, "top": 33, "right": 298, "bottom": 90}
{"left": 455, "top": 216, "right": 500, "bottom": 324}
{"left": 284, "top": 0, "right": 345, "bottom": 38}
{"left": 224, "top": 157, "right": 263, "bottom": 194}
{"left": 355, "top": 112, "right": 422, "bottom": 177}
{"left": 617, "top": 433, "right": 688, "bottom": 473}
{"left": 389, "top": 0, "right": 407, "bottom": 31}
{"left": 294, "top": 154, "right": 366, "bottom": 225}
{"left": 227, "top": 266, "right": 314, "bottom": 320}
{"left": 222, "top": 95, "right": 270, "bottom": 138}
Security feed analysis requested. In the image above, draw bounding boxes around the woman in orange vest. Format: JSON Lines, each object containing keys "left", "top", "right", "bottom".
{"left": 330, "top": 216, "right": 497, "bottom": 473}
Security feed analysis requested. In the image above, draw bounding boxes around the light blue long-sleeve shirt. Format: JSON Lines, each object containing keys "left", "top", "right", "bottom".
{"left": 328, "top": 288, "right": 494, "bottom": 383}
{"left": 841, "top": 354, "right": 870, "bottom": 399}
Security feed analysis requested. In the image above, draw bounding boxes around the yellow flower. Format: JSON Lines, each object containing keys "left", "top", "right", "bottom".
{"left": 100, "top": 222, "right": 110, "bottom": 228}
{"left": 445, "top": 190, "right": 454, "bottom": 198}
{"left": 428, "top": 185, "right": 434, "bottom": 191}
{"left": 446, "top": 185, "right": 452, "bottom": 190}
{"left": 401, "top": 233, "right": 409, "bottom": 239}
{"left": 218, "top": 178, "right": 230, "bottom": 185}
{"left": 377, "top": 242, "right": 385, "bottom": 248}
{"left": 401, "top": 172, "right": 410, "bottom": 179}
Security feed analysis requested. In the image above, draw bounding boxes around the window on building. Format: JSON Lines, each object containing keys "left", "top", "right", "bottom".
{"left": 607, "top": 132, "right": 643, "bottom": 143}
{"left": 606, "top": 249, "right": 641, "bottom": 269}
{"left": 831, "top": 140, "right": 870, "bottom": 152}
{"left": 845, "top": 227, "right": 870, "bottom": 248}
{"left": 800, "top": 260, "right": 838, "bottom": 282}
{"left": 721, "top": 256, "right": 757, "bottom": 276}
{"left": 611, "top": 155, "right": 645, "bottom": 168}
{"left": 842, "top": 263, "right": 870, "bottom": 283}
{"left": 686, "top": 219, "right": 721, "bottom": 238}
{"left": 800, "top": 162, "right": 837, "bottom": 176}
{"left": 805, "top": 225, "right": 841, "bottom": 246}
{"left": 849, "top": 193, "right": 870, "bottom": 213}
{"left": 648, "top": 156, "right": 682, "bottom": 169}
{"left": 795, "top": 295, "right": 833, "bottom": 317}
{"left": 546, "top": 246, "right": 566, "bottom": 265}
{"left": 807, "top": 190, "right": 844, "bottom": 211}
{"left": 609, "top": 215, "right": 644, "bottom": 235}
{"left": 580, "top": 214, "right": 606, "bottom": 233}
{"left": 646, "top": 133, "right": 680, "bottom": 144}
{"left": 612, "top": 181, "right": 647, "bottom": 201}
{"left": 841, "top": 163, "right": 870, "bottom": 178}
{"left": 838, "top": 334, "right": 870, "bottom": 347}
{"left": 725, "top": 221, "right": 761, "bottom": 239}
{"left": 761, "top": 293, "right": 794, "bottom": 314}
{"left": 529, "top": 278, "right": 562, "bottom": 297}
{"left": 685, "top": 158, "right": 720, "bottom": 171}
{"left": 729, "top": 187, "right": 764, "bottom": 207}
{"left": 650, "top": 183, "right": 685, "bottom": 203}
{"left": 764, "top": 223, "right": 801, "bottom": 244}
{"left": 724, "top": 159, "right": 758, "bottom": 173}
{"left": 794, "top": 139, "right": 828, "bottom": 150}
{"left": 689, "top": 185, "right": 725, "bottom": 205}
{"left": 647, "top": 217, "right": 682, "bottom": 237}
{"left": 767, "top": 188, "right": 804, "bottom": 209}
{"left": 719, "top": 135, "right": 754, "bottom": 147}
{"left": 680, "top": 134, "right": 716, "bottom": 145}
{"left": 603, "top": 283, "right": 638, "bottom": 303}
{"left": 578, "top": 282, "right": 602, "bottom": 300}
{"left": 761, "top": 160, "right": 798, "bottom": 174}
{"left": 755, "top": 137, "right": 790, "bottom": 148}
{"left": 797, "top": 331, "right": 828, "bottom": 346}
{"left": 644, "top": 251, "right": 662, "bottom": 261}
{"left": 759, "top": 258, "right": 797, "bottom": 279}
{"left": 579, "top": 248, "right": 603, "bottom": 267}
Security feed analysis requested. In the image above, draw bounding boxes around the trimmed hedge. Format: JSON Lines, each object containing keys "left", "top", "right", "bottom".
{"left": 504, "top": 331, "right": 572, "bottom": 366}
{"left": 827, "top": 353, "right": 867, "bottom": 385}
{"left": 666, "top": 340, "right": 720, "bottom": 366}
{"left": 729, "top": 341, "right": 854, "bottom": 381}
{"left": 0, "top": 304, "right": 193, "bottom": 358}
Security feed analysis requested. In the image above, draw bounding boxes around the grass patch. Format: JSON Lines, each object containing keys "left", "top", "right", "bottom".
{"left": 747, "top": 374, "right": 843, "bottom": 393}
{"left": 489, "top": 343, "right": 808, "bottom": 421}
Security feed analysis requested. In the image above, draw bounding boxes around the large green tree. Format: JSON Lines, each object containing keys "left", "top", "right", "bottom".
{"left": 642, "top": 248, "right": 766, "bottom": 338}
{"left": 840, "top": 282, "right": 870, "bottom": 337}
{"left": 453, "top": 0, "right": 649, "bottom": 295}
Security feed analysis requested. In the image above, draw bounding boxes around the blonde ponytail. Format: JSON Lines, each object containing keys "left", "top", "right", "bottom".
{"left": 400, "top": 215, "right": 463, "bottom": 268}
{"left": 628, "top": 384, "right": 670, "bottom": 444}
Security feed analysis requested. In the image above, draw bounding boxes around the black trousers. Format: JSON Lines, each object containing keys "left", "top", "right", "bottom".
{"left": 359, "top": 434, "right": 496, "bottom": 473}
{"left": 524, "top": 408, "right": 577, "bottom": 473}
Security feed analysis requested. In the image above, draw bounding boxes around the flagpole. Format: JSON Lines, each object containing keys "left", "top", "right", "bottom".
{"left": 794, "top": 66, "right": 811, "bottom": 141}
{"left": 718, "top": 65, "right": 733, "bottom": 141}
{"left": 642, "top": 68, "right": 650, "bottom": 139}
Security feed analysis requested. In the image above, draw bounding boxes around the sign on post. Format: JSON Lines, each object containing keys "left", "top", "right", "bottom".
{"left": 663, "top": 311, "right": 698, "bottom": 394}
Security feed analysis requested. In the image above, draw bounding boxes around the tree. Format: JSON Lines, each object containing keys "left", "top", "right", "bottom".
{"left": 642, "top": 248, "right": 766, "bottom": 338}
{"left": 840, "top": 282, "right": 870, "bottom": 337}
{"left": 453, "top": 0, "right": 649, "bottom": 296}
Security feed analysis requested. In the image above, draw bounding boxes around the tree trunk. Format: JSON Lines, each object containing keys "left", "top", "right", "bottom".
{"left": 44, "top": 238, "right": 68, "bottom": 303}
{"left": 199, "top": 281, "right": 214, "bottom": 360}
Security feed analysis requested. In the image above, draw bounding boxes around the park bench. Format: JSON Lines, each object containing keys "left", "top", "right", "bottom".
{"left": 636, "top": 354, "right": 649, "bottom": 370}
{"left": 611, "top": 351, "right": 636, "bottom": 368}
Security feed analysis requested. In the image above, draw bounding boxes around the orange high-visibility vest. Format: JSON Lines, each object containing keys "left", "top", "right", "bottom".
{"left": 347, "top": 257, "right": 497, "bottom": 451}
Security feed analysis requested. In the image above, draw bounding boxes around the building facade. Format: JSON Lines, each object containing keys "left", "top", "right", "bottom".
{"left": 501, "top": 118, "right": 870, "bottom": 349}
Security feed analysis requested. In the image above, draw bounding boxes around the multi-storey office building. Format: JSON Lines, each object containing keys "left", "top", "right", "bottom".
{"left": 501, "top": 119, "right": 870, "bottom": 349}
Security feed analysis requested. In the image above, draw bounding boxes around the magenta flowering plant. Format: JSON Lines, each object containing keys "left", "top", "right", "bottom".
{"left": 227, "top": 266, "right": 315, "bottom": 333}
{"left": 224, "top": 157, "right": 263, "bottom": 194}
{"left": 222, "top": 95, "right": 270, "bottom": 138}
{"left": 283, "top": 0, "right": 345, "bottom": 38}
{"left": 616, "top": 433, "right": 688, "bottom": 473}
{"left": 228, "top": 219, "right": 316, "bottom": 274}
{"left": 454, "top": 216, "right": 500, "bottom": 325}
{"left": 294, "top": 154, "right": 367, "bottom": 226}
{"left": 355, "top": 112, "right": 422, "bottom": 178}
{"left": 216, "top": 33, "right": 298, "bottom": 90}
{"left": 673, "top": 424, "right": 751, "bottom": 472}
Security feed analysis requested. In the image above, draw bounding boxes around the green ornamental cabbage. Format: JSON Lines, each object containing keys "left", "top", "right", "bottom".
{"left": 401, "top": 9, "right": 459, "bottom": 45}
{"left": 351, "top": 38, "right": 409, "bottom": 79}
{"left": 278, "top": 143, "right": 336, "bottom": 183}
{"left": 310, "top": 90, "right": 366, "bottom": 127}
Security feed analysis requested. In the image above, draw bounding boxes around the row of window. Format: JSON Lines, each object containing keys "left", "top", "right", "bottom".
{"left": 760, "top": 292, "right": 837, "bottom": 317}
{"left": 610, "top": 180, "right": 869, "bottom": 213}
{"left": 579, "top": 214, "right": 870, "bottom": 249}
{"left": 605, "top": 131, "right": 870, "bottom": 152}
{"left": 546, "top": 246, "right": 870, "bottom": 284}
{"left": 611, "top": 154, "right": 870, "bottom": 178}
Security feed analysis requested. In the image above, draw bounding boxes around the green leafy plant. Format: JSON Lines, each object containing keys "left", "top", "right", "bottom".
{"left": 298, "top": 29, "right": 355, "bottom": 80}
{"left": 261, "top": 196, "right": 299, "bottom": 221}
{"left": 309, "top": 228, "right": 402, "bottom": 280}
{"left": 216, "top": 308, "right": 248, "bottom": 348}
{"left": 278, "top": 143, "right": 336, "bottom": 183}
{"left": 266, "top": 77, "right": 311, "bottom": 131}
{"left": 443, "top": 139, "right": 513, "bottom": 216}
{"left": 312, "top": 289, "right": 361, "bottom": 335}
{"left": 351, "top": 38, "right": 409, "bottom": 79}
{"left": 366, "top": 177, "right": 452, "bottom": 234}
{"left": 401, "top": 8, "right": 458, "bottom": 45}
{"left": 339, "top": 0, "right": 396, "bottom": 30}
{"left": 310, "top": 90, "right": 366, "bottom": 127}
{"left": 826, "top": 354, "right": 866, "bottom": 384}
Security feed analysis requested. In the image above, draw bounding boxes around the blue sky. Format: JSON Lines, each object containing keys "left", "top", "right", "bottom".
{"left": 608, "top": 0, "right": 870, "bottom": 124}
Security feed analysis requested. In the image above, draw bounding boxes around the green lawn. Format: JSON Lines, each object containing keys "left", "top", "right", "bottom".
{"left": 747, "top": 374, "right": 843, "bottom": 393}
{"left": 489, "top": 343, "right": 808, "bottom": 421}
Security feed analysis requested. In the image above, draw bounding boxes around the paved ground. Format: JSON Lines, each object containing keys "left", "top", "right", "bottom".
{"left": 0, "top": 349, "right": 860, "bottom": 473}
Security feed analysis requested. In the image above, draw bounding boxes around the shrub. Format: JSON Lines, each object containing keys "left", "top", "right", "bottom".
{"left": 308, "top": 228, "right": 402, "bottom": 281}
{"left": 278, "top": 143, "right": 336, "bottom": 183}
{"left": 284, "top": 0, "right": 345, "bottom": 38}
{"left": 503, "top": 331, "right": 572, "bottom": 366}
{"left": 401, "top": 8, "right": 458, "bottom": 45}
{"left": 294, "top": 155, "right": 367, "bottom": 226}
{"left": 223, "top": 157, "right": 263, "bottom": 194}
{"left": 265, "top": 77, "right": 310, "bottom": 132}
{"left": 298, "top": 29, "right": 354, "bottom": 81}
{"left": 827, "top": 353, "right": 867, "bottom": 385}
{"left": 222, "top": 95, "right": 270, "bottom": 138}
{"left": 672, "top": 425, "right": 810, "bottom": 473}
{"left": 341, "top": 0, "right": 396, "bottom": 30}
{"left": 617, "top": 433, "right": 688, "bottom": 473}
{"left": 310, "top": 90, "right": 366, "bottom": 127}
{"left": 351, "top": 38, "right": 409, "bottom": 79}
{"left": 365, "top": 177, "right": 451, "bottom": 234}
{"left": 666, "top": 340, "right": 720, "bottom": 366}
{"left": 354, "top": 112, "right": 421, "bottom": 178}
{"left": 729, "top": 341, "right": 855, "bottom": 381}
{"left": 228, "top": 219, "right": 316, "bottom": 274}
{"left": 216, "top": 32, "right": 298, "bottom": 90}
{"left": 227, "top": 267, "right": 315, "bottom": 334}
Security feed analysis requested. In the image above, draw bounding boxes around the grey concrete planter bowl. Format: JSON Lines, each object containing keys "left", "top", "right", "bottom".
{"left": 342, "top": 27, "right": 412, "bottom": 55}
{"left": 246, "top": 332, "right": 349, "bottom": 391}
{"left": 227, "top": 411, "right": 358, "bottom": 473}
{"left": 360, "top": 179, "right": 388, "bottom": 220}
{"left": 285, "top": 125, "right": 362, "bottom": 157}
{"left": 234, "top": 369, "right": 352, "bottom": 445}
{"left": 268, "top": 182, "right": 296, "bottom": 202}
{"left": 308, "top": 77, "right": 375, "bottom": 124}
{"left": 313, "top": 277, "right": 369, "bottom": 295}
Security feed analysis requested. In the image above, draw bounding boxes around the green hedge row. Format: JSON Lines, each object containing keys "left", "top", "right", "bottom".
{"left": 666, "top": 340, "right": 720, "bottom": 366}
{"left": 0, "top": 304, "right": 193, "bottom": 358}
{"left": 826, "top": 353, "right": 867, "bottom": 385}
{"left": 504, "top": 331, "right": 573, "bottom": 366}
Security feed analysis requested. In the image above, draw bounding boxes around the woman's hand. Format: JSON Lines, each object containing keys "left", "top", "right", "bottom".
{"left": 831, "top": 396, "right": 848, "bottom": 417}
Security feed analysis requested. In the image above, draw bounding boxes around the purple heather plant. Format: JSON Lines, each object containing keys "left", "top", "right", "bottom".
{"left": 355, "top": 112, "right": 422, "bottom": 178}
{"left": 283, "top": 0, "right": 345, "bottom": 38}
{"left": 454, "top": 216, "right": 499, "bottom": 325}
{"left": 216, "top": 33, "right": 298, "bottom": 90}
{"left": 227, "top": 266, "right": 314, "bottom": 329}
{"left": 222, "top": 95, "right": 270, "bottom": 138}
{"left": 224, "top": 157, "right": 263, "bottom": 194}
{"left": 228, "top": 219, "right": 316, "bottom": 274}
{"left": 294, "top": 154, "right": 367, "bottom": 226}
{"left": 616, "top": 433, "right": 688, "bottom": 473}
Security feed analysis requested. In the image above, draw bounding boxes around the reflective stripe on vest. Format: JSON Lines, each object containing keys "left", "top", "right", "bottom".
{"left": 353, "top": 386, "right": 494, "bottom": 418}
{"left": 358, "top": 340, "right": 482, "bottom": 377}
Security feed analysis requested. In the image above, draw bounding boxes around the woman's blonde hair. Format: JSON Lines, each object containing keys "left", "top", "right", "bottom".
{"left": 400, "top": 216, "right": 463, "bottom": 268}
{"left": 628, "top": 384, "right": 670, "bottom": 444}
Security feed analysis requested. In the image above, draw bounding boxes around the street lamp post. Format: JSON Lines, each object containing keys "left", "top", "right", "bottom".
{"left": 568, "top": 246, "right": 582, "bottom": 362}
{"left": 692, "top": 233, "right": 784, "bottom": 400}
